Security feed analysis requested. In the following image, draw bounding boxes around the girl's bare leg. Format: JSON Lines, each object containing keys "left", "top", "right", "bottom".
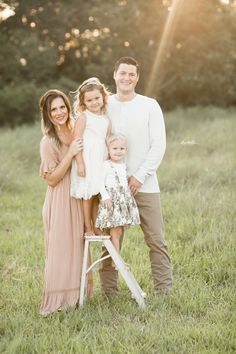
{"left": 110, "top": 226, "right": 124, "bottom": 268}
{"left": 83, "top": 198, "right": 93, "bottom": 234}
{"left": 91, "top": 195, "right": 103, "bottom": 235}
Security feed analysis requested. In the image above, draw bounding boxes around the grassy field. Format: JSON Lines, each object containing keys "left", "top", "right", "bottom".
{"left": 0, "top": 106, "right": 235, "bottom": 353}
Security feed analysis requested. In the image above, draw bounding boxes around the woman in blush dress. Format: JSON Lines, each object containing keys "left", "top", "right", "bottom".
{"left": 39, "top": 89, "right": 92, "bottom": 316}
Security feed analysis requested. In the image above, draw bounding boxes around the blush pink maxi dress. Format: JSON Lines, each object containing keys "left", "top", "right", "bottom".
{"left": 39, "top": 136, "right": 92, "bottom": 316}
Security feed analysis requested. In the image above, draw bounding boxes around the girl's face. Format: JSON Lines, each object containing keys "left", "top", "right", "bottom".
{"left": 108, "top": 139, "right": 127, "bottom": 163}
{"left": 50, "top": 97, "right": 68, "bottom": 126}
{"left": 84, "top": 89, "right": 104, "bottom": 114}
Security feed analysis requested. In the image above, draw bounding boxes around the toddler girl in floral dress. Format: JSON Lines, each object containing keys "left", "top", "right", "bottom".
{"left": 96, "top": 134, "right": 140, "bottom": 267}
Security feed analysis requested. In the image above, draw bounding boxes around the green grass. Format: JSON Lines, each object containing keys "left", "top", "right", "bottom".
{"left": 0, "top": 106, "right": 235, "bottom": 353}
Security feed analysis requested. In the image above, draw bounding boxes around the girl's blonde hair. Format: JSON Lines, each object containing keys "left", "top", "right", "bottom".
{"left": 39, "top": 89, "right": 73, "bottom": 149}
{"left": 106, "top": 134, "right": 127, "bottom": 148}
{"left": 73, "top": 77, "right": 110, "bottom": 116}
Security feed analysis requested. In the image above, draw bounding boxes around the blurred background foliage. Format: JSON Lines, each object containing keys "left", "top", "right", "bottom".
{"left": 0, "top": 0, "right": 236, "bottom": 126}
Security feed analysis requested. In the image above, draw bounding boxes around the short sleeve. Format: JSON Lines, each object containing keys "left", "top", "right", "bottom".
{"left": 39, "top": 137, "right": 59, "bottom": 179}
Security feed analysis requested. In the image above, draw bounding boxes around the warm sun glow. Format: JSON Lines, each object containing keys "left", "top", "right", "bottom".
{"left": 19, "top": 58, "right": 27, "bottom": 66}
{"left": 0, "top": 4, "right": 15, "bottom": 21}
{"left": 145, "top": 0, "right": 185, "bottom": 96}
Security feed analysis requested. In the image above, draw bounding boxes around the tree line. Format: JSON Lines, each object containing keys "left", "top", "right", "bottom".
{"left": 0, "top": 0, "right": 236, "bottom": 126}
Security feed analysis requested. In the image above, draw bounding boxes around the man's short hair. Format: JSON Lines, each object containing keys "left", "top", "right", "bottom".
{"left": 114, "top": 56, "right": 140, "bottom": 75}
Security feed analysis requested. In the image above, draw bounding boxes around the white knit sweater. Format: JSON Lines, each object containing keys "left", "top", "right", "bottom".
{"left": 107, "top": 94, "right": 166, "bottom": 193}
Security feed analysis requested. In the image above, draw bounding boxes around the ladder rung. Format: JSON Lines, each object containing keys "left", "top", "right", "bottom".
{"left": 86, "top": 254, "right": 111, "bottom": 274}
{"left": 84, "top": 235, "right": 111, "bottom": 241}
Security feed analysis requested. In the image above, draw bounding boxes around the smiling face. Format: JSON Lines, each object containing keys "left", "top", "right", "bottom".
{"left": 108, "top": 138, "right": 127, "bottom": 163}
{"left": 50, "top": 97, "right": 69, "bottom": 126}
{"left": 113, "top": 63, "right": 139, "bottom": 95}
{"left": 84, "top": 89, "right": 104, "bottom": 114}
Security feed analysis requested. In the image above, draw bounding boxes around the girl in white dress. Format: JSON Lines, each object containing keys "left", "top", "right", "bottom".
{"left": 71, "top": 78, "right": 111, "bottom": 235}
{"left": 96, "top": 134, "right": 140, "bottom": 267}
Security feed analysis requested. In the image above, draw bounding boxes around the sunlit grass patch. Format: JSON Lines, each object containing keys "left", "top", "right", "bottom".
{"left": 1, "top": 106, "right": 235, "bottom": 353}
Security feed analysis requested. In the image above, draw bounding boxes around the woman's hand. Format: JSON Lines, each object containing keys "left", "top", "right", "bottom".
{"left": 68, "top": 138, "right": 83, "bottom": 158}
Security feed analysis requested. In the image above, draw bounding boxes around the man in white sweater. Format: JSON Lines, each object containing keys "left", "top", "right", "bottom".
{"left": 99, "top": 56, "right": 172, "bottom": 296}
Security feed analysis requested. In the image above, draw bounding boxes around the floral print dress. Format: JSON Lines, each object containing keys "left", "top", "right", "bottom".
{"left": 96, "top": 160, "right": 140, "bottom": 229}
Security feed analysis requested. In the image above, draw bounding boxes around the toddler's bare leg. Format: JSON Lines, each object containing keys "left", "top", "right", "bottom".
{"left": 92, "top": 195, "right": 103, "bottom": 235}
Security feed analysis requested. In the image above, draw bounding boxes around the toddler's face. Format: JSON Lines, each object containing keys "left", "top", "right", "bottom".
{"left": 84, "top": 89, "right": 104, "bottom": 114}
{"left": 108, "top": 139, "right": 127, "bottom": 162}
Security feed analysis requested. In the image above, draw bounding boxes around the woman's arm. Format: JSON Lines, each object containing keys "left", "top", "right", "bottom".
{"left": 45, "top": 139, "right": 83, "bottom": 187}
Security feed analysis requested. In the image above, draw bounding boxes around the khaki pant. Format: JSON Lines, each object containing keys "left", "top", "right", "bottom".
{"left": 99, "top": 193, "right": 172, "bottom": 296}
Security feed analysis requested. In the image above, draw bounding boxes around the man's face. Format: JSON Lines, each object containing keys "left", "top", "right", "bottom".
{"left": 113, "top": 63, "right": 139, "bottom": 94}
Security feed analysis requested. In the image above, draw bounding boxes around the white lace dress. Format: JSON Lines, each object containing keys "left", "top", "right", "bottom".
{"left": 71, "top": 110, "right": 109, "bottom": 199}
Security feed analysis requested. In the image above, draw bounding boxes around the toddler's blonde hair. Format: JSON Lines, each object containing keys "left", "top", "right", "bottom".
{"left": 106, "top": 133, "right": 127, "bottom": 148}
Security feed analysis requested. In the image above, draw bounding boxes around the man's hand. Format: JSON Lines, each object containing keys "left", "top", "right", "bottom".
{"left": 128, "top": 176, "right": 143, "bottom": 196}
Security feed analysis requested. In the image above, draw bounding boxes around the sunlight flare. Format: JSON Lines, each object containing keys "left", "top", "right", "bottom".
{"left": 145, "top": 0, "right": 185, "bottom": 96}
{"left": 0, "top": 3, "right": 15, "bottom": 21}
{"left": 220, "top": 0, "right": 230, "bottom": 4}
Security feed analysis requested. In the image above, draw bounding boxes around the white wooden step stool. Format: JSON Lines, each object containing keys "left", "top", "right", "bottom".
{"left": 79, "top": 235, "right": 146, "bottom": 308}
